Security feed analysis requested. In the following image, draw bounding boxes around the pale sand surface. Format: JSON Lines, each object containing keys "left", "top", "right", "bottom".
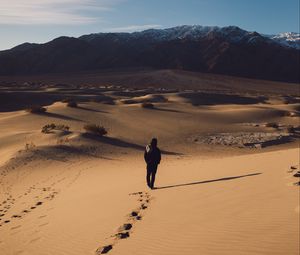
{"left": 0, "top": 149, "right": 298, "bottom": 255}
{"left": 0, "top": 82, "right": 299, "bottom": 255}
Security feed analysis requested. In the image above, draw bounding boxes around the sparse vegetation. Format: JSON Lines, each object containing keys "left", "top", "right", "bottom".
{"left": 84, "top": 123, "right": 107, "bottom": 136}
{"left": 141, "top": 102, "right": 154, "bottom": 109}
{"left": 56, "top": 137, "right": 70, "bottom": 145}
{"left": 284, "top": 111, "right": 298, "bottom": 117}
{"left": 25, "top": 142, "right": 36, "bottom": 151}
{"left": 286, "top": 125, "right": 299, "bottom": 134}
{"left": 26, "top": 105, "right": 47, "bottom": 113}
{"left": 287, "top": 126, "right": 295, "bottom": 133}
{"left": 265, "top": 122, "right": 279, "bottom": 129}
{"left": 41, "top": 123, "right": 70, "bottom": 134}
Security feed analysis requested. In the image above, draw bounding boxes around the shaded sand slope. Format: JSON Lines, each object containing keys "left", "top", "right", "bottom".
{"left": 0, "top": 99, "right": 298, "bottom": 157}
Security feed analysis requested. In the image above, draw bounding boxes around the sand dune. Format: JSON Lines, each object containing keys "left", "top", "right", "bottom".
{"left": 0, "top": 82, "right": 299, "bottom": 254}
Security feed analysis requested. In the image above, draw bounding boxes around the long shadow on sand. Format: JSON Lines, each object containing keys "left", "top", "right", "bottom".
{"left": 77, "top": 106, "right": 108, "bottom": 113}
{"left": 155, "top": 173, "right": 262, "bottom": 190}
{"left": 152, "top": 107, "right": 184, "bottom": 113}
{"left": 42, "top": 112, "right": 83, "bottom": 122}
{"left": 82, "top": 133, "right": 182, "bottom": 155}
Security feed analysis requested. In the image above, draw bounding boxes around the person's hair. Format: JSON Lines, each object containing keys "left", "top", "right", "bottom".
{"left": 151, "top": 138, "right": 158, "bottom": 147}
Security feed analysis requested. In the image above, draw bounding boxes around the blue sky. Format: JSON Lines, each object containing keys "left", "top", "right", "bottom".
{"left": 0, "top": 0, "right": 299, "bottom": 50}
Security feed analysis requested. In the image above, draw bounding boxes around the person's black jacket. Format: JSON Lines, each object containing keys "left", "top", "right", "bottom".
{"left": 144, "top": 145, "right": 161, "bottom": 166}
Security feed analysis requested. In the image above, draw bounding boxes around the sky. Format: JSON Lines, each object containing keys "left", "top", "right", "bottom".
{"left": 0, "top": 0, "right": 299, "bottom": 50}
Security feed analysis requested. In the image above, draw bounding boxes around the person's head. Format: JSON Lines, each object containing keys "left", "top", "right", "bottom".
{"left": 150, "top": 138, "right": 158, "bottom": 148}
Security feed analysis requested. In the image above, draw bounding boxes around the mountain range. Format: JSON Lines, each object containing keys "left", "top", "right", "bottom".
{"left": 0, "top": 25, "right": 299, "bottom": 83}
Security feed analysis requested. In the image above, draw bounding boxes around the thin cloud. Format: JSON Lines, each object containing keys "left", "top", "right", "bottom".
{"left": 0, "top": 0, "right": 122, "bottom": 25}
{"left": 105, "top": 24, "right": 163, "bottom": 32}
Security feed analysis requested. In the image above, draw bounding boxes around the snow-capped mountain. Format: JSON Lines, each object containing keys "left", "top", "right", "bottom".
{"left": 135, "top": 26, "right": 300, "bottom": 49}
{"left": 267, "top": 32, "right": 300, "bottom": 49}
{"left": 81, "top": 25, "right": 300, "bottom": 50}
{"left": 0, "top": 25, "right": 299, "bottom": 82}
{"left": 136, "top": 25, "right": 252, "bottom": 41}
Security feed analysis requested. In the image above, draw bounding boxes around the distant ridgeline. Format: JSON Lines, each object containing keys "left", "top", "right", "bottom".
{"left": 0, "top": 25, "right": 299, "bottom": 83}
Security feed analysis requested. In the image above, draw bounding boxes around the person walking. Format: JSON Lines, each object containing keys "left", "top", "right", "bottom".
{"left": 144, "top": 138, "right": 161, "bottom": 189}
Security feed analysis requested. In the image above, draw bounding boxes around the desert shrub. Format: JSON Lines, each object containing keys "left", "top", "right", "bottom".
{"left": 42, "top": 123, "right": 70, "bottom": 133}
{"left": 286, "top": 125, "right": 299, "bottom": 134}
{"left": 121, "top": 99, "right": 136, "bottom": 104}
{"left": 287, "top": 126, "right": 295, "bottom": 133}
{"left": 265, "top": 122, "right": 279, "bottom": 128}
{"left": 141, "top": 102, "right": 154, "bottom": 109}
{"left": 67, "top": 101, "right": 78, "bottom": 108}
{"left": 25, "top": 142, "right": 36, "bottom": 151}
{"left": 284, "top": 111, "right": 298, "bottom": 117}
{"left": 26, "top": 105, "right": 47, "bottom": 113}
{"left": 84, "top": 124, "right": 107, "bottom": 136}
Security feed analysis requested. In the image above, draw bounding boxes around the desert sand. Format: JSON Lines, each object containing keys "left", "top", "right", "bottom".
{"left": 0, "top": 72, "right": 299, "bottom": 255}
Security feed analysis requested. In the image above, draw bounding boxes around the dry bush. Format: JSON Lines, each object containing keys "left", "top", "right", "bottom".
{"left": 287, "top": 126, "right": 295, "bottom": 133}
{"left": 26, "top": 105, "right": 47, "bottom": 113}
{"left": 84, "top": 124, "right": 107, "bottom": 136}
{"left": 265, "top": 122, "right": 279, "bottom": 129}
{"left": 42, "top": 123, "right": 70, "bottom": 133}
{"left": 25, "top": 142, "right": 36, "bottom": 151}
{"left": 286, "top": 125, "right": 300, "bottom": 134}
{"left": 284, "top": 111, "right": 298, "bottom": 117}
{"left": 141, "top": 102, "right": 154, "bottom": 109}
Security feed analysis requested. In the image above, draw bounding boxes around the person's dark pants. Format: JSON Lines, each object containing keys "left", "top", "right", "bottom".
{"left": 146, "top": 164, "right": 158, "bottom": 189}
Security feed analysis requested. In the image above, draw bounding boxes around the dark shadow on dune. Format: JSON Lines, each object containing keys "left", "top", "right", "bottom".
{"left": 32, "top": 145, "right": 114, "bottom": 161}
{"left": 81, "top": 133, "right": 182, "bottom": 155}
{"left": 244, "top": 136, "right": 294, "bottom": 148}
{"left": 155, "top": 173, "right": 262, "bottom": 190}
{"left": 77, "top": 106, "right": 108, "bottom": 113}
{"left": 152, "top": 107, "right": 184, "bottom": 113}
{"left": 179, "top": 92, "right": 268, "bottom": 106}
{"left": 161, "top": 149, "right": 183, "bottom": 155}
{"left": 42, "top": 112, "right": 83, "bottom": 122}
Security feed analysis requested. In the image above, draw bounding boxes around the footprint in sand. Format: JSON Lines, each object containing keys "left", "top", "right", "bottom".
{"left": 115, "top": 232, "right": 130, "bottom": 239}
{"left": 130, "top": 211, "right": 139, "bottom": 217}
{"left": 96, "top": 245, "right": 113, "bottom": 254}
{"left": 11, "top": 225, "right": 22, "bottom": 230}
{"left": 39, "top": 222, "right": 49, "bottom": 227}
{"left": 141, "top": 204, "right": 147, "bottom": 210}
{"left": 95, "top": 191, "right": 151, "bottom": 254}
{"left": 11, "top": 215, "right": 22, "bottom": 218}
{"left": 119, "top": 223, "right": 132, "bottom": 231}
{"left": 293, "top": 171, "right": 300, "bottom": 178}
{"left": 29, "top": 237, "right": 41, "bottom": 243}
